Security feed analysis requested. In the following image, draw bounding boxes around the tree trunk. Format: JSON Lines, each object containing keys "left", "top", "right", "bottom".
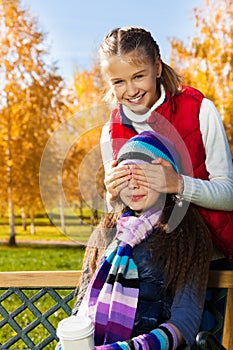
{"left": 58, "top": 173, "right": 66, "bottom": 233}
{"left": 91, "top": 208, "right": 98, "bottom": 230}
{"left": 7, "top": 120, "right": 16, "bottom": 246}
{"left": 30, "top": 208, "right": 35, "bottom": 235}
{"left": 21, "top": 207, "right": 27, "bottom": 231}
{"left": 78, "top": 195, "right": 84, "bottom": 224}
{"left": 8, "top": 185, "right": 16, "bottom": 246}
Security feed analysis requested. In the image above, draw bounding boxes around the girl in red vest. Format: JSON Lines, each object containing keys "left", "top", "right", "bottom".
{"left": 98, "top": 26, "right": 233, "bottom": 264}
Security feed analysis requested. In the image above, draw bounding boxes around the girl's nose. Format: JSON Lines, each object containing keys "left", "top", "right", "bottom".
{"left": 128, "top": 177, "right": 140, "bottom": 189}
{"left": 126, "top": 82, "right": 138, "bottom": 97}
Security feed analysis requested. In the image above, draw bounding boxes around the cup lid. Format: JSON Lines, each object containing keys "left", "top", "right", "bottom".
{"left": 57, "top": 315, "right": 94, "bottom": 340}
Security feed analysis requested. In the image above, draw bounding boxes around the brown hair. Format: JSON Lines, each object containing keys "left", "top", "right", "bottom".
{"left": 99, "top": 26, "right": 182, "bottom": 99}
{"left": 85, "top": 196, "right": 212, "bottom": 300}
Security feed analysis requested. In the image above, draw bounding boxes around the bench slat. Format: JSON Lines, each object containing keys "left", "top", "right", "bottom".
{"left": 1, "top": 270, "right": 232, "bottom": 288}
{"left": 222, "top": 288, "right": 233, "bottom": 349}
{"left": 208, "top": 270, "right": 233, "bottom": 288}
{"left": 0, "top": 270, "right": 82, "bottom": 287}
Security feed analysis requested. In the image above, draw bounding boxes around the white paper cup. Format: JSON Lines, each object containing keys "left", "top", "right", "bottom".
{"left": 57, "top": 315, "right": 94, "bottom": 350}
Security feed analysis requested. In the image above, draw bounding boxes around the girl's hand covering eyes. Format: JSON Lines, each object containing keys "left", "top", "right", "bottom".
{"left": 132, "top": 158, "right": 181, "bottom": 194}
{"left": 104, "top": 160, "right": 131, "bottom": 206}
{"left": 104, "top": 158, "right": 181, "bottom": 206}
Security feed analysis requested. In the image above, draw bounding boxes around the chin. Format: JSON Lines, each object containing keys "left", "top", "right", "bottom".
{"left": 128, "top": 105, "right": 149, "bottom": 115}
{"left": 129, "top": 205, "right": 144, "bottom": 212}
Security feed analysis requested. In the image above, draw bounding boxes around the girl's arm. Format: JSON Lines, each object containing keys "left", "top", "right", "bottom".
{"left": 94, "top": 323, "right": 183, "bottom": 349}
{"left": 182, "top": 98, "right": 233, "bottom": 210}
{"left": 100, "top": 123, "right": 132, "bottom": 208}
{"left": 100, "top": 100, "right": 233, "bottom": 211}
{"left": 94, "top": 284, "right": 202, "bottom": 349}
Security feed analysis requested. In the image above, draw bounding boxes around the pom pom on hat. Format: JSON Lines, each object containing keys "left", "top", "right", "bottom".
{"left": 117, "top": 131, "right": 180, "bottom": 173}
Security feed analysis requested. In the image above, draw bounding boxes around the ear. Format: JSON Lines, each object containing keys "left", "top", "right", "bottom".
{"left": 155, "top": 56, "right": 162, "bottom": 78}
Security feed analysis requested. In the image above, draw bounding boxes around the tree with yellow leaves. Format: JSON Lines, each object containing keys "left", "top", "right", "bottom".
{"left": 63, "top": 64, "right": 110, "bottom": 226}
{"left": 170, "top": 0, "right": 233, "bottom": 154}
{"left": 0, "top": 0, "right": 69, "bottom": 244}
{"left": 73, "top": 64, "right": 105, "bottom": 111}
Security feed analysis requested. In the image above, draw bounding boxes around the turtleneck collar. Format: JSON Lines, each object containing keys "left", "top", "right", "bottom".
{"left": 122, "top": 84, "right": 166, "bottom": 123}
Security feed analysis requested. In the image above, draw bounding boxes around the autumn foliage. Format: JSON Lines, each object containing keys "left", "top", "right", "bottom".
{"left": 0, "top": 0, "right": 69, "bottom": 243}
{"left": 1, "top": 0, "right": 232, "bottom": 243}
{"left": 170, "top": 0, "right": 233, "bottom": 155}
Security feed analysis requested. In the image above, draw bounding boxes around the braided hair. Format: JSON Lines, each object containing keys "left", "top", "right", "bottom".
{"left": 99, "top": 26, "right": 182, "bottom": 97}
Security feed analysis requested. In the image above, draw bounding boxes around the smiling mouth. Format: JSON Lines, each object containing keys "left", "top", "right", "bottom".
{"left": 128, "top": 93, "right": 146, "bottom": 103}
{"left": 130, "top": 195, "right": 145, "bottom": 201}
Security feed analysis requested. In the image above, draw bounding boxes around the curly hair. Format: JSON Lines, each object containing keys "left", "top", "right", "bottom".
{"left": 151, "top": 196, "right": 213, "bottom": 298}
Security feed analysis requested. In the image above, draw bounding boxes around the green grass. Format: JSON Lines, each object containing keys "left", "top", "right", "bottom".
{"left": 0, "top": 214, "right": 91, "bottom": 271}
{"left": 0, "top": 214, "right": 93, "bottom": 243}
{"left": 0, "top": 235, "right": 86, "bottom": 348}
{"left": 0, "top": 244, "right": 85, "bottom": 271}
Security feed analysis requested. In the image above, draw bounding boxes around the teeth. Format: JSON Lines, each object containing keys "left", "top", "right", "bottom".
{"left": 129, "top": 95, "right": 142, "bottom": 102}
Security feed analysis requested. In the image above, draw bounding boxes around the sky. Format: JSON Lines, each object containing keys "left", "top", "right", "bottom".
{"left": 21, "top": 0, "right": 204, "bottom": 83}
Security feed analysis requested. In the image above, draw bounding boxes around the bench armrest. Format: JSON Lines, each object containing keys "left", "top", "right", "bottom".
{"left": 196, "top": 331, "right": 227, "bottom": 350}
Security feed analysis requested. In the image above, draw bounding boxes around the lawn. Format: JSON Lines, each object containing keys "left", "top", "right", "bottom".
{"left": 0, "top": 214, "right": 91, "bottom": 271}
{"left": 0, "top": 244, "right": 85, "bottom": 271}
{"left": 0, "top": 213, "right": 93, "bottom": 244}
{"left": 0, "top": 219, "right": 90, "bottom": 349}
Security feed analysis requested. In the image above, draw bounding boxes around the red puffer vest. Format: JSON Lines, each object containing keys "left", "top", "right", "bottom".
{"left": 108, "top": 86, "right": 233, "bottom": 263}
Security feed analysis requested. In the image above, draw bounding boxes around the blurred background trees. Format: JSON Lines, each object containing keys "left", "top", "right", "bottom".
{"left": 0, "top": 0, "right": 69, "bottom": 243}
{"left": 170, "top": 0, "right": 233, "bottom": 154}
{"left": 0, "top": 0, "right": 232, "bottom": 244}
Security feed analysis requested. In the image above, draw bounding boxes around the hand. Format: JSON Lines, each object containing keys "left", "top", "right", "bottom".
{"left": 104, "top": 160, "right": 131, "bottom": 205}
{"left": 128, "top": 158, "right": 181, "bottom": 194}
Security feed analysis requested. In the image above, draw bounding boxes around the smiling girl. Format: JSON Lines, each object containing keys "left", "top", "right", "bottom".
{"left": 99, "top": 26, "right": 233, "bottom": 264}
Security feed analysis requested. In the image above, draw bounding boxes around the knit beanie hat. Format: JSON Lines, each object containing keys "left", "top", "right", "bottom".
{"left": 117, "top": 131, "right": 180, "bottom": 173}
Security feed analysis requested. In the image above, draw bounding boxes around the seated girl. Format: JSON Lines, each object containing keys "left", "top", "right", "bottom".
{"left": 73, "top": 131, "right": 213, "bottom": 349}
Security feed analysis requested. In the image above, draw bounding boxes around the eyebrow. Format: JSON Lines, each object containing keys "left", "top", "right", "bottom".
{"left": 133, "top": 69, "right": 148, "bottom": 75}
{"left": 110, "top": 69, "right": 148, "bottom": 82}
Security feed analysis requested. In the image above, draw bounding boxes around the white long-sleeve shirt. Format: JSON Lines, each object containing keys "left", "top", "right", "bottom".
{"left": 100, "top": 87, "right": 233, "bottom": 211}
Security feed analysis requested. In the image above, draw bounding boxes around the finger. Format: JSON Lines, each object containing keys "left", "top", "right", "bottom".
{"left": 129, "top": 163, "right": 160, "bottom": 174}
{"left": 131, "top": 166, "right": 162, "bottom": 182}
{"left": 152, "top": 157, "right": 174, "bottom": 169}
{"left": 106, "top": 178, "right": 130, "bottom": 202}
{"left": 105, "top": 169, "right": 131, "bottom": 186}
{"left": 110, "top": 160, "right": 118, "bottom": 168}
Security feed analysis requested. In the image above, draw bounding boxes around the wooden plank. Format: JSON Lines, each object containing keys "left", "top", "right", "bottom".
{"left": 1, "top": 270, "right": 232, "bottom": 288}
{"left": 222, "top": 288, "right": 233, "bottom": 349}
{"left": 208, "top": 270, "right": 233, "bottom": 288}
{"left": 0, "top": 270, "right": 232, "bottom": 288}
{"left": 0, "top": 270, "right": 82, "bottom": 288}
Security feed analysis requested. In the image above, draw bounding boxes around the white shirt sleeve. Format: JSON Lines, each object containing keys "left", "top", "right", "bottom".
{"left": 182, "top": 98, "right": 233, "bottom": 210}
{"left": 100, "top": 100, "right": 233, "bottom": 211}
{"left": 100, "top": 121, "right": 113, "bottom": 174}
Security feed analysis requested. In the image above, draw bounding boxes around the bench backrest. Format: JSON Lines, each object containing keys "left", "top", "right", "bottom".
{"left": 207, "top": 270, "right": 233, "bottom": 349}
{"left": 0, "top": 270, "right": 232, "bottom": 349}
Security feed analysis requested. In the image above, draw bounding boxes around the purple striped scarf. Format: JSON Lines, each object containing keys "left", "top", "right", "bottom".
{"left": 78, "top": 208, "right": 161, "bottom": 346}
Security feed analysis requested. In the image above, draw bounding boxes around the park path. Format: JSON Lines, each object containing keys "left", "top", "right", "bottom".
{"left": 0, "top": 239, "right": 85, "bottom": 246}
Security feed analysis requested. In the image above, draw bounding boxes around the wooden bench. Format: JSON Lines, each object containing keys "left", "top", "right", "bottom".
{"left": 196, "top": 270, "right": 233, "bottom": 350}
{"left": 0, "top": 270, "right": 232, "bottom": 349}
{"left": 0, "top": 271, "right": 82, "bottom": 349}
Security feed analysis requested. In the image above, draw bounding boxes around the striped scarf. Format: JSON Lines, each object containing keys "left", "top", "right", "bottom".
{"left": 78, "top": 208, "right": 162, "bottom": 346}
